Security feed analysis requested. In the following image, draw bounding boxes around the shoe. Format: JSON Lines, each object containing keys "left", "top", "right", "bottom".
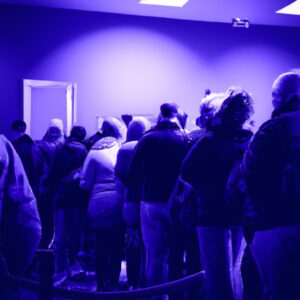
{"left": 53, "top": 271, "right": 68, "bottom": 287}
{"left": 69, "top": 269, "right": 86, "bottom": 281}
{"left": 68, "top": 263, "right": 83, "bottom": 279}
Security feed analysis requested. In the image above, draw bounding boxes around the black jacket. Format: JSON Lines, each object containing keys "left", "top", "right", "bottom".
{"left": 52, "top": 140, "right": 87, "bottom": 209}
{"left": 12, "top": 134, "right": 45, "bottom": 197}
{"left": 241, "top": 111, "right": 300, "bottom": 229}
{"left": 126, "top": 121, "right": 188, "bottom": 204}
{"left": 181, "top": 127, "right": 253, "bottom": 226}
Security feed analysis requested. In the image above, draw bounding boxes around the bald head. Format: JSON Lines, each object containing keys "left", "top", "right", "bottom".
{"left": 272, "top": 71, "right": 300, "bottom": 111}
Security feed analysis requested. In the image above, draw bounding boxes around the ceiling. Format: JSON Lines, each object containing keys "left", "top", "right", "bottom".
{"left": 1, "top": 0, "right": 300, "bottom": 27}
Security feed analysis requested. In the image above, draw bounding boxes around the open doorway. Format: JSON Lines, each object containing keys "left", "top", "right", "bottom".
{"left": 23, "top": 79, "right": 77, "bottom": 140}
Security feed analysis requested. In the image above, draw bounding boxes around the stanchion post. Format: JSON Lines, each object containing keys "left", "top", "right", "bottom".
{"left": 37, "top": 249, "right": 54, "bottom": 300}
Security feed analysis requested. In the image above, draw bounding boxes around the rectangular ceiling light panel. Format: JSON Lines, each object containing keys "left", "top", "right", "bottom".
{"left": 139, "top": 0, "right": 189, "bottom": 8}
{"left": 276, "top": 0, "right": 300, "bottom": 16}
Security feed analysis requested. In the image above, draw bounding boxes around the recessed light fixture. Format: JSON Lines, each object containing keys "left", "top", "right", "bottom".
{"left": 276, "top": 0, "right": 300, "bottom": 16}
{"left": 139, "top": 0, "right": 189, "bottom": 8}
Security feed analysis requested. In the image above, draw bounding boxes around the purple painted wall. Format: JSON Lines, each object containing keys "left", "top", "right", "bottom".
{"left": 0, "top": 4, "right": 300, "bottom": 137}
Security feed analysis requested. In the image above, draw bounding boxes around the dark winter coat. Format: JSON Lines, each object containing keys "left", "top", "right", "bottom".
{"left": 241, "top": 111, "right": 300, "bottom": 229}
{"left": 126, "top": 121, "right": 188, "bottom": 204}
{"left": 12, "top": 134, "right": 45, "bottom": 197}
{"left": 52, "top": 140, "right": 87, "bottom": 209}
{"left": 181, "top": 128, "right": 253, "bottom": 226}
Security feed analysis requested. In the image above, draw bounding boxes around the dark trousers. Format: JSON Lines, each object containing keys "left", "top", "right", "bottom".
{"left": 54, "top": 208, "right": 84, "bottom": 273}
{"left": 95, "top": 224, "right": 124, "bottom": 289}
{"left": 241, "top": 245, "right": 263, "bottom": 300}
{"left": 168, "top": 225, "right": 202, "bottom": 300}
{"left": 125, "top": 227, "right": 145, "bottom": 288}
{"left": 38, "top": 192, "right": 54, "bottom": 249}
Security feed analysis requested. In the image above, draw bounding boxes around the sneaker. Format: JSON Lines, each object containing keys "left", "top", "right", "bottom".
{"left": 53, "top": 271, "right": 68, "bottom": 287}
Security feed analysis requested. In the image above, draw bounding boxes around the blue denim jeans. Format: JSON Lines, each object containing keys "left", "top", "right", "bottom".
{"left": 140, "top": 201, "right": 169, "bottom": 299}
{"left": 197, "top": 226, "right": 245, "bottom": 300}
{"left": 251, "top": 224, "right": 300, "bottom": 300}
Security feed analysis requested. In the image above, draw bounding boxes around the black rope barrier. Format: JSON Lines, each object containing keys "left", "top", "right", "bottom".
{"left": 1, "top": 249, "right": 204, "bottom": 299}
{"left": 3, "top": 271, "right": 204, "bottom": 299}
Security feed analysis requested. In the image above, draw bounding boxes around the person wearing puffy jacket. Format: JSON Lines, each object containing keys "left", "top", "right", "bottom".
{"left": 80, "top": 117, "right": 126, "bottom": 291}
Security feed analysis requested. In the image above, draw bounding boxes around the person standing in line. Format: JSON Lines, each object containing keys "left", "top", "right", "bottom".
{"left": 115, "top": 117, "right": 150, "bottom": 289}
{"left": 181, "top": 88, "right": 254, "bottom": 300}
{"left": 11, "top": 120, "right": 46, "bottom": 199}
{"left": 52, "top": 126, "right": 88, "bottom": 284}
{"left": 80, "top": 117, "right": 126, "bottom": 292}
{"left": 126, "top": 103, "right": 188, "bottom": 300}
{"left": 168, "top": 93, "right": 225, "bottom": 300}
{"left": 37, "top": 118, "right": 65, "bottom": 249}
{"left": 240, "top": 70, "right": 300, "bottom": 300}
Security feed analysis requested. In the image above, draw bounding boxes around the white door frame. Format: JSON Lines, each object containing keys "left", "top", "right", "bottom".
{"left": 23, "top": 79, "right": 77, "bottom": 136}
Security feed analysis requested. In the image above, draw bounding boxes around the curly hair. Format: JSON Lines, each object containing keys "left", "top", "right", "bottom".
{"left": 211, "top": 87, "right": 254, "bottom": 130}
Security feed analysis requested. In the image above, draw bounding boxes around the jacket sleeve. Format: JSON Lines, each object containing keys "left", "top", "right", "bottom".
{"left": 241, "top": 119, "right": 284, "bottom": 201}
{"left": 115, "top": 148, "right": 127, "bottom": 184}
{"left": 126, "top": 138, "right": 147, "bottom": 203}
{"left": 80, "top": 152, "right": 97, "bottom": 191}
{"left": 0, "top": 135, "right": 41, "bottom": 275}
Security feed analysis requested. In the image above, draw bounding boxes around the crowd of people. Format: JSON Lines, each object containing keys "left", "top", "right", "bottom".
{"left": 1, "top": 70, "right": 300, "bottom": 300}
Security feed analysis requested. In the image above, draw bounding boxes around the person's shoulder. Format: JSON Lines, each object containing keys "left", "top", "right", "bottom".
{"left": 249, "top": 117, "right": 290, "bottom": 155}
{"left": 68, "top": 140, "right": 87, "bottom": 151}
{"left": 121, "top": 141, "right": 138, "bottom": 149}
{"left": 119, "top": 141, "right": 138, "bottom": 151}
{"left": 22, "top": 133, "right": 34, "bottom": 142}
{"left": 255, "top": 116, "right": 286, "bottom": 141}
{"left": 0, "top": 134, "right": 8, "bottom": 143}
{"left": 92, "top": 136, "right": 118, "bottom": 150}
{"left": 0, "top": 136, "right": 14, "bottom": 171}
{"left": 276, "top": 111, "right": 300, "bottom": 125}
{"left": 260, "top": 116, "right": 282, "bottom": 129}
{"left": 257, "top": 111, "right": 300, "bottom": 132}
{"left": 194, "top": 130, "right": 214, "bottom": 144}
{"left": 89, "top": 145, "right": 114, "bottom": 160}
{"left": 36, "top": 139, "right": 55, "bottom": 150}
{"left": 185, "top": 131, "right": 212, "bottom": 155}
{"left": 0, "top": 135, "right": 9, "bottom": 156}
{"left": 136, "top": 131, "right": 154, "bottom": 145}
{"left": 0, "top": 135, "right": 15, "bottom": 152}
{"left": 83, "top": 149, "right": 100, "bottom": 165}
